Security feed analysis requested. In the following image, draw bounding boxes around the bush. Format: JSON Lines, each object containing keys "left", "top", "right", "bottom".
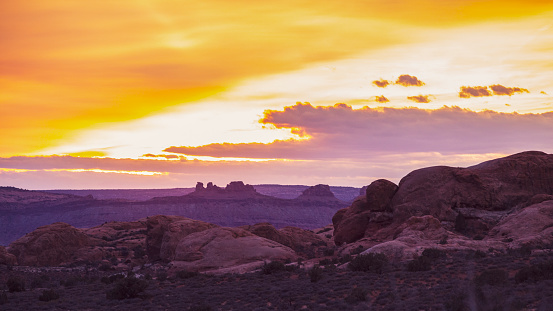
{"left": 106, "top": 276, "right": 148, "bottom": 300}
{"left": 474, "top": 269, "right": 508, "bottom": 286}
{"left": 156, "top": 271, "right": 168, "bottom": 282}
{"left": 261, "top": 261, "right": 286, "bottom": 275}
{"left": 348, "top": 253, "right": 388, "bottom": 273}
{"left": 407, "top": 255, "right": 432, "bottom": 272}
{"left": 6, "top": 276, "right": 25, "bottom": 292}
{"left": 515, "top": 260, "right": 553, "bottom": 283}
{"left": 39, "top": 289, "right": 60, "bottom": 302}
{"left": 0, "top": 291, "right": 7, "bottom": 305}
{"left": 422, "top": 248, "right": 445, "bottom": 259}
{"left": 176, "top": 270, "right": 199, "bottom": 279}
{"left": 189, "top": 305, "right": 212, "bottom": 311}
{"left": 445, "top": 292, "right": 469, "bottom": 311}
{"left": 101, "top": 274, "right": 125, "bottom": 284}
{"left": 132, "top": 245, "right": 146, "bottom": 259}
{"left": 345, "top": 287, "right": 368, "bottom": 304}
{"left": 323, "top": 248, "right": 335, "bottom": 256}
{"left": 309, "top": 265, "right": 323, "bottom": 283}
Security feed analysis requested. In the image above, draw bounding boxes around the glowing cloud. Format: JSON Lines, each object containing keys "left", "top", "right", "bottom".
{"left": 372, "top": 79, "right": 391, "bottom": 88}
{"left": 164, "top": 103, "right": 553, "bottom": 160}
{"left": 407, "top": 95, "right": 431, "bottom": 103}
{"left": 395, "top": 75, "right": 425, "bottom": 87}
{"left": 459, "top": 86, "right": 492, "bottom": 98}
{"left": 375, "top": 95, "right": 390, "bottom": 103}
{"left": 490, "top": 84, "right": 529, "bottom": 96}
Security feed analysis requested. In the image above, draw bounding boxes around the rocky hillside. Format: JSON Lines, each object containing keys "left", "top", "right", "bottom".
{"left": 333, "top": 151, "right": 553, "bottom": 259}
{"left": 0, "top": 182, "right": 348, "bottom": 246}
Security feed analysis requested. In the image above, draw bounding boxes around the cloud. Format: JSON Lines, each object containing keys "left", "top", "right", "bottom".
{"left": 459, "top": 85, "right": 530, "bottom": 98}
{"left": 164, "top": 102, "right": 553, "bottom": 160}
{"left": 372, "top": 79, "right": 391, "bottom": 88}
{"left": 541, "top": 91, "right": 548, "bottom": 95}
{"left": 395, "top": 75, "right": 425, "bottom": 87}
{"left": 490, "top": 84, "right": 529, "bottom": 96}
{"left": 459, "top": 86, "right": 492, "bottom": 98}
{"left": 375, "top": 95, "right": 390, "bottom": 103}
{"left": 142, "top": 153, "right": 181, "bottom": 159}
{"left": 407, "top": 95, "right": 431, "bottom": 103}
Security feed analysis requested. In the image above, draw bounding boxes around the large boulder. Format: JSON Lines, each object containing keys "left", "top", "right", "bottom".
{"left": 171, "top": 227, "right": 296, "bottom": 271}
{"left": 8, "top": 222, "right": 97, "bottom": 266}
{"left": 145, "top": 215, "right": 217, "bottom": 261}
{"left": 392, "top": 151, "right": 553, "bottom": 222}
{"left": 487, "top": 199, "right": 553, "bottom": 247}
{"left": 0, "top": 245, "right": 17, "bottom": 265}
{"left": 333, "top": 179, "right": 397, "bottom": 245}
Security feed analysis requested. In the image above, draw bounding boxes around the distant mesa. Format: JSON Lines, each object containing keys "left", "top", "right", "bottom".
{"left": 296, "top": 184, "right": 343, "bottom": 203}
{"left": 190, "top": 181, "right": 259, "bottom": 198}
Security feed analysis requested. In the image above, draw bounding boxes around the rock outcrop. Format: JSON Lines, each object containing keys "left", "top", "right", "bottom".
{"left": 145, "top": 215, "right": 218, "bottom": 262}
{"left": 333, "top": 151, "right": 553, "bottom": 245}
{"left": 171, "top": 227, "right": 296, "bottom": 271}
{"left": 333, "top": 179, "right": 397, "bottom": 245}
{"left": 190, "top": 181, "right": 259, "bottom": 199}
{"left": 0, "top": 245, "right": 16, "bottom": 265}
{"left": 8, "top": 222, "right": 98, "bottom": 266}
{"left": 241, "top": 222, "right": 328, "bottom": 257}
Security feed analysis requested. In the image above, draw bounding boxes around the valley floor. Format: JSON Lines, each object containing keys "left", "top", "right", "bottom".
{"left": 1, "top": 249, "right": 552, "bottom": 310}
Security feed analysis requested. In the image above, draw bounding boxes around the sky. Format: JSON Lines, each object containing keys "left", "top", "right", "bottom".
{"left": 1, "top": 0, "right": 553, "bottom": 189}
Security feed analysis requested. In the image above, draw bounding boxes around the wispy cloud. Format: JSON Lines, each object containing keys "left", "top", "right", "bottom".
{"left": 407, "top": 95, "right": 431, "bottom": 103}
{"left": 375, "top": 95, "right": 390, "bottom": 103}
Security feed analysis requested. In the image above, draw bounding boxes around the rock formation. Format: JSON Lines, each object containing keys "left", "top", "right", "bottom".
{"left": 171, "top": 227, "right": 296, "bottom": 271}
{"left": 241, "top": 222, "right": 328, "bottom": 257}
{"left": 333, "top": 151, "right": 553, "bottom": 245}
{"left": 8, "top": 222, "right": 99, "bottom": 266}
{"left": 0, "top": 245, "right": 16, "bottom": 265}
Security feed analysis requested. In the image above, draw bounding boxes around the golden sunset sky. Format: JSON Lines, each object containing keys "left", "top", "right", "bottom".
{"left": 2, "top": 0, "right": 553, "bottom": 189}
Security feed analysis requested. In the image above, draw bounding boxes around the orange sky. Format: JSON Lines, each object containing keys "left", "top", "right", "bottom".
{"left": 2, "top": 0, "right": 553, "bottom": 189}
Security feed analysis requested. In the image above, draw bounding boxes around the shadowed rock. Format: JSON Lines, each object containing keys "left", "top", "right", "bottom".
{"left": 8, "top": 222, "right": 98, "bottom": 266}
{"left": 0, "top": 245, "right": 16, "bottom": 265}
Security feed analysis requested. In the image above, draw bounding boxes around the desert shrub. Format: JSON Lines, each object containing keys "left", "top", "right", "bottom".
{"left": 407, "top": 255, "right": 432, "bottom": 272}
{"left": 348, "top": 253, "right": 388, "bottom": 273}
{"left": 422, "top": 248, "right": 445, "bottom": 259}
{"left": 508, "top": 245, "right": 532, "bottom": 258}
{"left": 101, "top": 274, "right": 125, "bottom": 284}
{"left": 474, "top": 250, "right": 487, "bottom": 258}
{"left": 350, "top": 245, "right": 364, "bottom": 255}
{"left": 319, "top": 258, "right": 332, "bottom": 266}
{"left": 309, "top": 265, "right": 323, "bottom": 283}
{"left": 106, "top": 276, "right": 148, "bottom": 300}
{"left": 439, "top": 236, "right": 448, "bottom": 245}
{"left": 6, "top": 276, "right": 25, "bottom": 292}
{"left": 316, "top": 227, "right": 332, "bottom": 234}
{"left": 323, "top": 248, "right": 335, "bottom": 256}
{"left": 99, "top": 262, "right": 112, "bottom": 271}
{"left": 345, "top": 287, "right": 368, "bottom": 304}
{"left": 339, "top": 254, "right": 353, "bottom": 264}
{"left": 515, "top": 260, "right": 553, "bottom": 283}
{"left": 39, "top": 289, "right": 60, "bottom": 302}
{"left": 0, "top": 291, "right": 7, "bottom": 305}
{"left": 156, "top": 271, "right": 168, "bottom": 282}
{"left": 132, "top": 245, "right": 146, "bottom": 259}
{"left": 473, "top": 235, "right": 484, "bottom": 240}
{"left": 474, "top": 269, "right": 508, "bottom": 286}
{"left": 177, "top": 270, "right": 199, "bottom": 279}
{"left": 261, "top": 261, "right": 286, "bottom": 275}
{"left": 297, "top": 257, "right": 304, "bottom": 266}
{"left": 189, "top": 304, "right": 212, "bottom": 311}
{"left": 445, "top": 291, "right": 469, "bottom": 311}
